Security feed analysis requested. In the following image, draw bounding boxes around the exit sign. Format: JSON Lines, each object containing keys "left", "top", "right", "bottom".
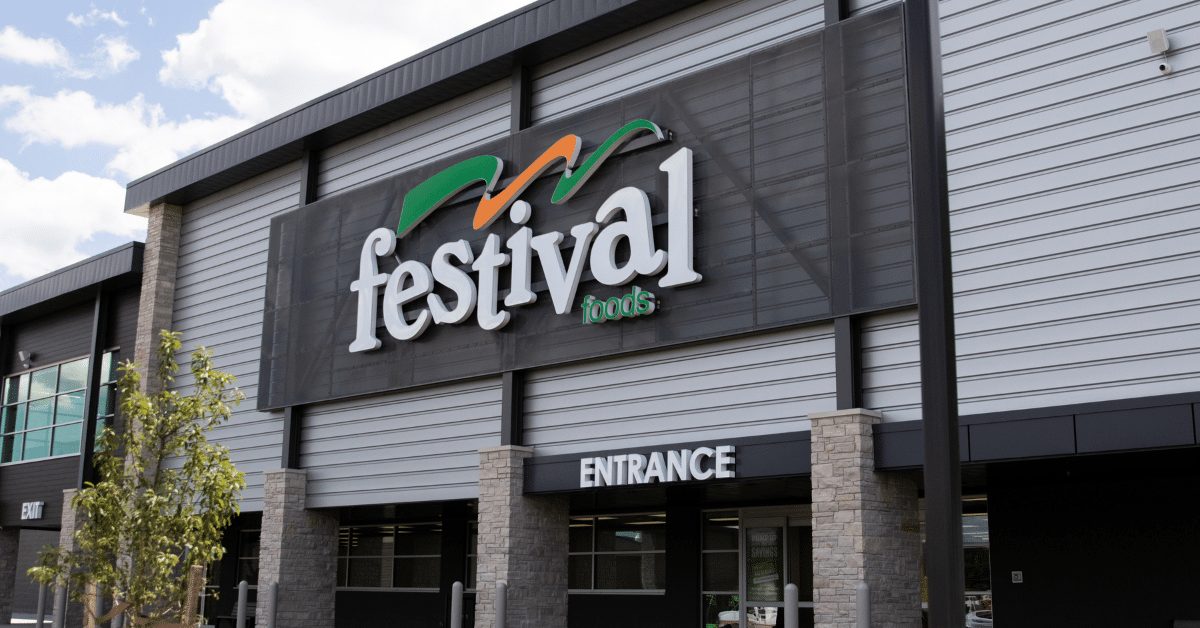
{"left": 21, "top": 502, "right": 44, "bottom": 520}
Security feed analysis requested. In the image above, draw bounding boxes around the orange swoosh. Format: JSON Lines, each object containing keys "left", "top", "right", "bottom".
{"left": 472, "top": 134, "right": 581, "bottom": 230}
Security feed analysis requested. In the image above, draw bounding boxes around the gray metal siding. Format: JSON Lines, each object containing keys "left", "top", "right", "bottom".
{"left": 316, "top": 80, "right": 510, "bottom": 198}
{"left": 848, "top": 0, "right": 897, "bottom": 18}
{"left": 171, "top": 163, "right": 302, "bottom": 511}
{"left": 523, "top": 324, "right": 836, "bottom": 456}
{"left": 300, "top": 378, "right": 502, "bottom": 508}
{"left": 861, "top": 308, "right": 921, "bottom": 422}
{"left": 943, "top": 0, "right": 1200, "bottom": 415}
{"left": 530, "top": 0, "right": 825, "bottom": 124}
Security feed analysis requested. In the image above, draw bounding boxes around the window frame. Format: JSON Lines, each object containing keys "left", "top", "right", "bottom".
{"left": 568, "top": 511, "right": 667, "bottom": 595}
{"left": 336, "top": 523, "right": 443, "bottom": 592}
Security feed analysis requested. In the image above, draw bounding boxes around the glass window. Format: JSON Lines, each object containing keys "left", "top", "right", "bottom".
{"left": 338, "top": 524, "right": 441, "bottom": 590}
{"left": 238, "top": 530, "right": 260, "bottom": 586}
{"left": 466, "top": 521, "right": 478, "bottom": 590}
{"left": 1, "top": 351, "right": 119, "bottom": 464}
{"left": 569, "top": 513, "right": 666, "bottom": 592}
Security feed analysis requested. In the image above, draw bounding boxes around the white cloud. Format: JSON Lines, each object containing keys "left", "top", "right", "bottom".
{"left": 88, "top": 35, "right": 140, "bottom": 75}
{"left": 0, "top": 158, "right": 144, "bottom": 280}
{"left": 159, "top": 0, "right": 537, "bottom": 121}
{"left": 67, "top": 7, "right": 129, "bottom": 28}
{"left": 0, "top": 26, "right": 70, "bottom": 68}
{"left": 0, "top": 86, "right": 252, "bottom": 180}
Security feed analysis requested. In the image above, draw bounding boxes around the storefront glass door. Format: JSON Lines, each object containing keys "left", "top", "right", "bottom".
{"left": 703, "top": 508, "right": 813, "bottom": 628}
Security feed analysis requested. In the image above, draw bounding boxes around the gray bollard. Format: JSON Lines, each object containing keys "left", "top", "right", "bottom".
{"left": 784, "top": 583, "right": 799, "bottom": 628}
{"left": 449, "top": 582, "right": 463, "bottom": 628}
{"left": 856, "top": 581, "right": 871, "bottom": 628}
{"left": 35, "top": 583, "right": 47, "bottom": 628}
{"left": 265, "top": 582, "right": 278, "bottom": 628}
{"left": 496, "top": 581, "right": 507, "bottom": 628}
{"left": 54, "top": 585, "right": 67, "bottom": 628}
{"left": 236, "top": 581, "right": 248, "bottom": 628}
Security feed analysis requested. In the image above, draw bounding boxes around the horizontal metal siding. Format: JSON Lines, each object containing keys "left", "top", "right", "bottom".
{"left": 943, "top": 0, "right": 1200, "bottom": 414}
{"left": 848, "top": 0, "right": 898, "bottom": 17}
{"left": 523, "top": 324, "right": 836, "bottom": 456}
{"left": 300, "top": 378, "right": 502, "bottom": 508}
{"left": 316, "top": 80, "right": 510, "bottom": 199}
{"left": 861, "top": 307, "right": 920, "bottom": 422}
{"left": 7, "top": 302, "right": 93, "bottom": 371}
{"left": 530, "top": 0, "right": 824, "bottom": 123}
{"left": 171, "top": 162, "right": 302, "bottom": 512}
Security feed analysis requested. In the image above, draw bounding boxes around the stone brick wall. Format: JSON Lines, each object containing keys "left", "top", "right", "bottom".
{"left": 133, "top": 203, "right": 181, "bottom": 394}
{"left": 259, "top": 469, "right": 337, "bottom": 628}
{"left": 810, "top": 409, "right": 921, "bottom": 628}
{"left": 0, "top": 527, "right": 18, "bottom": 622}
{"left": 475, "top": 446, "right": 569, "bottom": 628}
{"left": 54, "top": 489, "right": 85, "bottom": 628}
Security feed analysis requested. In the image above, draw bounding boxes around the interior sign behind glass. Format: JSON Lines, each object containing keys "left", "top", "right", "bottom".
{"left": 580, "top": 445, "right": 735, "bottom": 488}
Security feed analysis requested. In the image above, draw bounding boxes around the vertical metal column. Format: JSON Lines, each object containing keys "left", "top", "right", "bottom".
{"left": 499, "top": 371, "right": 524, "bottom": 446}
{"left": 78, "top": 287, "right": 108, "bottom": 488}
{"left": 511, "top": 64, "right": 532, "bottom": 134}
{"left": 280, "top": 146, "right": 320, "bottom": 470}
{"left": 834, "top": 316, "right": 863, "bottom": 410}
{"left": 905, "top": 0, "right": 966, "bottom": 626}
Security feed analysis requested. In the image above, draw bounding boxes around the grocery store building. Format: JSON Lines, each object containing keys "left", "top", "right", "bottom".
{"left": 4, "top": 0, "right": 1199, "bottom": 627}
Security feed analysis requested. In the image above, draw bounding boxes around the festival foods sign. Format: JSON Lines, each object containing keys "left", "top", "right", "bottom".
{"left": 258, "top": 7, "right": 916, "bottom": 410}
{"left": 348, "top": 121, "right": 698, "bottom": 350}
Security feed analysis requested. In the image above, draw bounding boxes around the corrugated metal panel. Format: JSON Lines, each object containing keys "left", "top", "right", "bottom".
{"left": 523, "top": 324, "right": 836, "bottom": 456}
{"left": 848, "top": 0, "right": 898, "bottom": 17}
{"left": 0, "top": 243, "right": 142, "bottom": 317}
{"left": 316, "top": 80, "right": 510, "bottom": 198}
{"left": 861, "top": 307, "right": 920, "bottom": 422}
{"left": 170, "top": 162, "right": 302, "bottom": 512}
{"left": 7, "top": 301, "right": 93, "bottom": 369}
{"left": 300, "top": 378, "right": 502, "bottom": 508}
{"left": 530, "top": 0, "right": 825, "bottom": 123}
{"left": 942, "top": 0, "right": 1200, "bottom": 415}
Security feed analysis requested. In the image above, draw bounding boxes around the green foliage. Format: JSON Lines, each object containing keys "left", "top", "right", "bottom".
{"left": 29, "top": 330, "right": 246, "bottom": 621}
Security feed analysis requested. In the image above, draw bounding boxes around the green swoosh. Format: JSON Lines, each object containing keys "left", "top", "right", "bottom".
{"left": 397, "top": 155, "right": 504, "bottom": 237}
{"left": 550, "top": 119, "right": 664, "bottom": 204}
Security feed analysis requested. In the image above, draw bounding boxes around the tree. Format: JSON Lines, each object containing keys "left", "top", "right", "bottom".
{"left": 30, "top": 330, "right": 247, "bottom": 623}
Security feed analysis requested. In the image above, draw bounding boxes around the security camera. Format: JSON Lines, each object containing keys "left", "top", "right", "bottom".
{"left": 1159, "top": 62, "right": 1173, "bottom": 75}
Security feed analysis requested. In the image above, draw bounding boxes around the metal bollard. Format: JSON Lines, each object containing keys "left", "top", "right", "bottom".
{"left": 856, "top": 581, "right": 871, "bottom": 628}
{"left": 784, "top": 583, "right": 799, "bottom": 628}
{"left": 54, "top": 585, "right": 67, "bottom": 628}
{"left": 265, "top": 582, "right": 278, "bottom": 628}
{"left": 496, "top": 581, "right": 507, "bottom": 628}
{"left": 236, "top": 581, "right": 248, "bottom": 628}
{"left": 449, "top": 582, "right": 463, "bottom": 628}
{"left": 35, "top": 583, "right": 46, "bottom": 628}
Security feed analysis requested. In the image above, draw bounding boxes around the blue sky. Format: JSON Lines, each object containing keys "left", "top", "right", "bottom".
{"left": 0, "top": 0, "right": 535, "bottom": 291}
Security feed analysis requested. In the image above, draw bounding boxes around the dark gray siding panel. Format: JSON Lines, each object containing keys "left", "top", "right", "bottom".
{"left": 945, "top": 0, "right": 1200, "bottom": 414}
{"left": 109, "top": 286, "right": 140, "bottom": 353}
{"left": 13, "top": 529, "right": 59, "bottom": 612}
{"left": 0, "top": 243, "right": 142, "bottom": 317}
{"left": 523, "top": 324, "right": 836, "bottom": 457}
{"left": 1075, "top": 405, "right": 1195, "bottom": 454}
{"left": 531, "top": 0, "right": 824, "bottom": 123}
{"left": 968, "top": 415, "right": 1074, "bottom": 461}
{"left": 7, "top": 302, "right": 94, "bottom": 372}
{"left": 0, "top": 456, "right": 77, "bottom": 527}
{"left": 300, "top": 378, "right": 502, "bottom": 508}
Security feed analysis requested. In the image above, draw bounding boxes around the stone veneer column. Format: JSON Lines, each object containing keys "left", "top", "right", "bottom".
{"left": 132, "top": 202, "right": 182, "bottom": 394}
{"left": 259, "top": 469, "right": 337, "bottom": 628}
{"left": 54, "top": 490, "right": 85, "bottom": 628}
{"left": 809, "top": 409, "right": 921, "bottom": 628}
{"left": 475, "top": 446, "right": 568, "bottom": 628}
{"left": 0, "top": 526, "right": 18, "bottom": 622}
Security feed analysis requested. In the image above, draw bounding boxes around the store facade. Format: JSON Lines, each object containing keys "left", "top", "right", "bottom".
{"left": 6, "top": 0, "right": 1194, "bottom": 627}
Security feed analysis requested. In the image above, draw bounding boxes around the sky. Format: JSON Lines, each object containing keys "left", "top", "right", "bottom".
{"left": 0, "top": 0, "right": 538, "bottom": 291}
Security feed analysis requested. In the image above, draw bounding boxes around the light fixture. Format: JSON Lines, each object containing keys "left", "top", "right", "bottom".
{"left": 1148, "top": 29, "right": 1173, "bottom": 75}
{"left": 17, "top": 351, "right": 33, "bottom": 369}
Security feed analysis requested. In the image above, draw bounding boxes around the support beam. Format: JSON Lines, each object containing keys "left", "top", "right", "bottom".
{"left": 78, "top": 287, "right": 109, "bottom": 488}
{"left": 824, "top": 0, "right": 846, "bottom": 24}
{"left": 511, "top": 64, "right": 532, "bottom": 134}
{"left": 500, "top": 371, "right": 524, "bottom": 447}
{"left": 281, "top": 406, "right": 303, "bottom": 469}
{"left": 834, "top": 316, "right": 862, "bottom": 410}
{"left": 280, "top": 148, "right": 319, "bottom": 468}
{"left": 905, "top": 0, "right": 966, "bottom": 625}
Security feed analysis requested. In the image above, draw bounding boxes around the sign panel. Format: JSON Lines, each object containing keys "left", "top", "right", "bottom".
{"left": 258, "top": 6, "right": 914, "bottom": 410}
